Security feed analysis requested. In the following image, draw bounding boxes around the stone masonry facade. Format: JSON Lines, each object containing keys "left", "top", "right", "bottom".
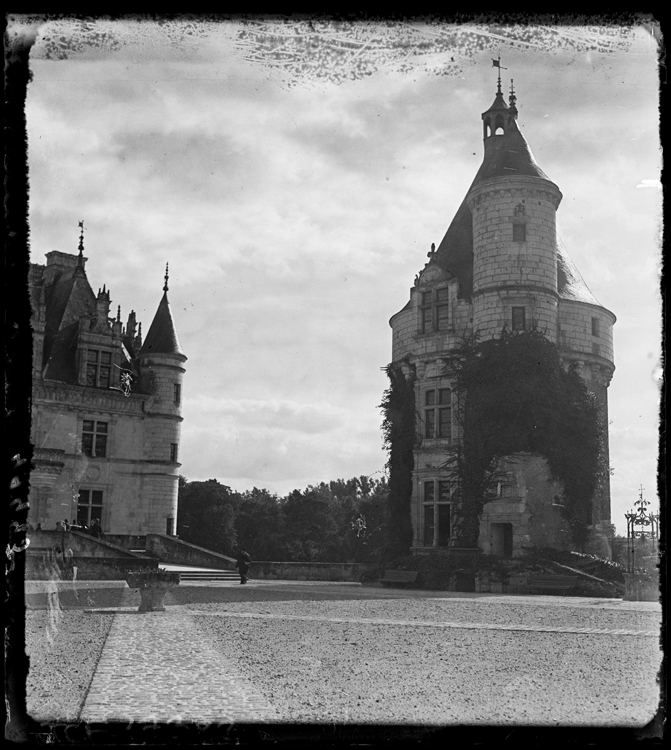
{"left": 29, "top": 243, "right": 186, "bottom": 536}
{"left": 389, "top": 82, "right": 616, "bottom": 559}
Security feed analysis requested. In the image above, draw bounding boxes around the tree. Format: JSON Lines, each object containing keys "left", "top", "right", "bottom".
{"left": 177, "top": 479, "right": 238, "bottom": 556}
{"left": 280, "top": 486, "right": 340, "bottom": 562}
{"left": 234, "top": 487, "right": 284, "bottom": 560}
{"left": 354, "top": 476, "right": 389, "bottom": 562}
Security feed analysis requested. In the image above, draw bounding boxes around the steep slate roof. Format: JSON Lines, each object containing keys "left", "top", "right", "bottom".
{"left": 139, "top": 292, "right": 185, "bottom": 358}
{"left": 44, "top": 321, "right": 80, "bottom": 382}
{"left": 556, "top": 237, "right": 601, "bottom": 306}
{"left": 42, "top": 265, "right": 97, "bottom": 381}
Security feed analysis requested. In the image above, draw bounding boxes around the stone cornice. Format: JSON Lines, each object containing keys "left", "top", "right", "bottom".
{"left": 473, "top": 284, "right": 559, "bottom": 300}
{"left": 558, "top": 297, "right": 617, "bottom": 325}
{"left": 33, "top": 381, "right": 146, "bottom": 415}
{"left": 467, "top": 177, "right": 562, "bottom": 210}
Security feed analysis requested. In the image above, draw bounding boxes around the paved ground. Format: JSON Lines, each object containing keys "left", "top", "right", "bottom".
{"left": 25, "top": 580, "right": 662, "bottom": 727}
{"left": 80, "top": 609, "right": 280, "bottom": 724}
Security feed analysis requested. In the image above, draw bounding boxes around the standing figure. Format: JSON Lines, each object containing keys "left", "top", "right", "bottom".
{"left": 235, "top": 548, "right": 251, "bottom": 585}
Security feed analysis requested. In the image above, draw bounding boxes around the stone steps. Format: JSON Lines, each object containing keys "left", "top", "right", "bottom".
{"left": 178, "top": 570, "right": 239, "bottom": 582}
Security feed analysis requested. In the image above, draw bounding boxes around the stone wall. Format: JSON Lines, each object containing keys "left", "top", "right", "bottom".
{"left": 102, "top": 534, "right": 147, "bottom": 550}
{"left": 249, "top": 561, "right": 376, "bottom": 582}
{"left": 558, "top": 299, "right": 615, "bottom": 364}
{"left": 27, "top": 529, "right": 145, "bottom": 559}
{"left": 145, "top": 534, "right": 236, "bottom": 569}
{"left": 479, "top": 454, "right": 568, "bottom": 556}
{"left": 26, "top": 553, "right": 157, "bottom": 581}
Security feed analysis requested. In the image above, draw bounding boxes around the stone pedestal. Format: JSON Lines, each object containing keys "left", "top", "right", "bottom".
{"left": 623, "top": 573, "right": 659, "bottom": 602}
{"left": 137, "top": 585, "right": 170, "bottom": 612}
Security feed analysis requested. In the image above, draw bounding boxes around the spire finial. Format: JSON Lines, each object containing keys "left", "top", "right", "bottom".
{"left": 163, "top": 262, "right": 169, "bottom": 292}
{"left": 117, "top": 305, "right": 121, "bottom": 322}
{"left": 77, "top": 220, "right": 85, "bottom": 263}
{"left": 509, "top": 78, "right": 517, "bottom": 109}
{"left": 492, "top": 55, "right": 507, "bottom": 95}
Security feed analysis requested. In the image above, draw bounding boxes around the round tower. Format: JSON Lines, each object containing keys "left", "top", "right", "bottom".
{"left": 465, "top": 83, "right": 562, "bottom": 342}
{"left": 137, "top": 264, "right": 187, "bottom": 536}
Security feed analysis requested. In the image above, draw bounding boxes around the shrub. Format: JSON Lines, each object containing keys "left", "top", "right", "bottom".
{"left": 126, "top": 568, "right": 181, "bottom": 588}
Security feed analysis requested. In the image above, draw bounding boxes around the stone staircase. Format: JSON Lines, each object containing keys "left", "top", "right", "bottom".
{"left": 130, "top": 550, "right": 239, "bottom": 582}
{"left": 177, "top": 569, "right": 240, "bottom": 582}
{"left": 126, "top": 537, "right": 240, "bottom": 582}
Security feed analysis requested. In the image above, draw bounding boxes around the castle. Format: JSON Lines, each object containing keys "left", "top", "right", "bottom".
{"left": 389, "top": 76, "right": 615, "bottom": 558}
{"left": 28, "top": 227, "right": 186, "bottom": 537}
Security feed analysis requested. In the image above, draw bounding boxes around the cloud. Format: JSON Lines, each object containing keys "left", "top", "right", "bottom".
{"left": 636, "top": 179, "right": 662, "bottom": 189}
{"left": 185, "top": 395, "right": 351, "bottom": 434}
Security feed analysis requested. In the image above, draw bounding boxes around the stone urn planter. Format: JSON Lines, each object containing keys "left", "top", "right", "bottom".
{"left": 126, "top": 569, "right": 181, "bottom": 612}
{"left": 623, "top": 572, "right": 659, "bottom": 602}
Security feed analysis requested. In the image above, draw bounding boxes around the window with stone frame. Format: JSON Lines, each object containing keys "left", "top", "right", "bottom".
{"left": 86, "top": 349, "right": 112, "bottom": 388}
{"left": 82, "top": 420, "right": 108, "bottom": 458}
{"left": 170, "top": 443, "right": 178, "bottom": 462}
{"left": 512, "top": 223, "right": 526, "bottom": 242}
{"left": 497, "top": 474, "right": 518, "bottom": 498}
{"left": 419, "top": 287, "right": 450, "bottom": 334}
{"left": 77, "top": 488, "right": 103, "bottom": 527}
{"left": 424, "top": 388, "right": 452, "bottom": 440}
{"left": 423, "top": 479, "right": 452, "bottom": 547}
{"left": 174, "top": 383, "right": 181, "bottom": 405}
{"left": 511, "top": 306, "right": 526, "bottom": 331}
{"left": 591, "top": 317, "right": 600, "bottom": 337}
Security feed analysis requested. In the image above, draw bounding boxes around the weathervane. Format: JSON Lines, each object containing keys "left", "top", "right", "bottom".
{"left": 492, "top": 55, "right": 507, "bottom": 94}
{"left": 78, "top": 220, "right": 85, "bottom": 255}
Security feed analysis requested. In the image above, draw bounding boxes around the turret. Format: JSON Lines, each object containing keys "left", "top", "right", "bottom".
{"left": 137, "top": 264, "right": 186, "bottom": 536}
{"left": 466, "top": 78, "right": 562, "bottom": 342}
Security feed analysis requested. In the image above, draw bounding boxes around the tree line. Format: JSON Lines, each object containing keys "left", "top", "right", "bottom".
{"left": 177, "top": 475, "right": 389, "bottom": 563}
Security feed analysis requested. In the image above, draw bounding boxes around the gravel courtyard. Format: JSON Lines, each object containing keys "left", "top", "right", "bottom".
{"left": 25, "top": 580, "right": 662, "bottom": 728}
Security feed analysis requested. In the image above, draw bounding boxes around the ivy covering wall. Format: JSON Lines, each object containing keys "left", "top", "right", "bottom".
{"left": 380, "top": 362, "right": 416, "bottom": 559}
{"left": 442, "top": 329, "right": 602, "bottom": 547}
{"left": 380, "top": 329, "right": 604, "bottom": 556}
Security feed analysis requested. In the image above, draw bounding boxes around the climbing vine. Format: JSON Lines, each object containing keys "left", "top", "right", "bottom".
{"left": 380, "top": 361, "right": 416, "bottom": 559}
{"left": 442, "top": 328, "right": 601, "bottom": 547}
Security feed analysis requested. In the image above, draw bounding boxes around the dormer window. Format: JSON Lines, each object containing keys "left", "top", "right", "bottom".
{"left": 86, "top": 349, "right": 112, "bottom": 388}
{"left": 419, "top": 287, "right": 450, "bottom": 334}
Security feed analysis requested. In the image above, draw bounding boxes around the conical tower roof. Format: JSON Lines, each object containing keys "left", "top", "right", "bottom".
{"left": 556, "top": 236, "right": 602, "bottom": 307}
{"left": 139, "top": 266, "right": 186, "bottom": 359}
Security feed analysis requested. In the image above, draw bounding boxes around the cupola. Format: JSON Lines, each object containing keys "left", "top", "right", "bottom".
{"left": 481, "top": 65, "right": 518, "bottom": 140}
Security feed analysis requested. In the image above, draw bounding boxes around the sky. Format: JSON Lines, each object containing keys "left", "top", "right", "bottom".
{"left": 15, "top": 17, "right": 662, "bottom": 534}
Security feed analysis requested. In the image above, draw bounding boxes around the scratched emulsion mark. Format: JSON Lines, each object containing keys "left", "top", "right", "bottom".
{"left": 42, "top": 549, "right": 64, "bottom": 647}
{"left": 29, "top": 17, "right": 642, "bottom": 87}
